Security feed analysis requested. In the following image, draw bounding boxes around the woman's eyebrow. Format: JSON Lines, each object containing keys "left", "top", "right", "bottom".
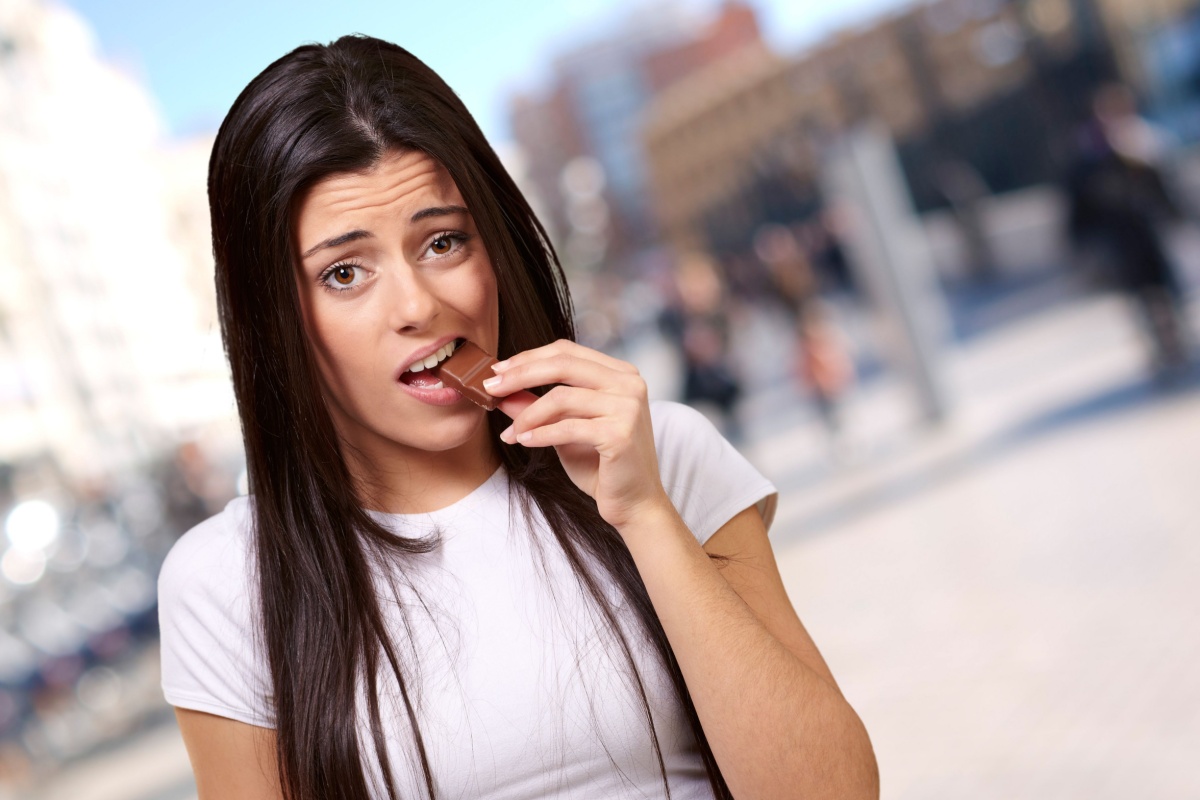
{"left": 302, "top": 229, "right": 372, "bottom": 259}
{"left": 411, "top": 204, "right": 468, "bottom": 222}
{"left": 301, "top": 206, "right": 468, "bottom": 258}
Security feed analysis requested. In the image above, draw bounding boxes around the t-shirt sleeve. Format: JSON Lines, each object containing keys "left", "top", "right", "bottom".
{"left": 651, "top": 401, "right": 777, "bottom": 546}
{"left": 158, "top": 499, "right": 273, "bottom": 728}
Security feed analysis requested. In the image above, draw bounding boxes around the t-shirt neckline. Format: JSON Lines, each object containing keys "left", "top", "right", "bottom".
{"left": 369, "top": 463, "right": 507, "bottom": 524}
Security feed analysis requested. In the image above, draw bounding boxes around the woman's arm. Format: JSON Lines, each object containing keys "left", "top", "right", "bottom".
{"left": 636, "top": 502, "right": 878, "bottom": 799}
{"left": 489, "top": 340, "right": 879, "bottom": 799}
{"left": 175, "top": 708, "right": 282, "bottom": 799}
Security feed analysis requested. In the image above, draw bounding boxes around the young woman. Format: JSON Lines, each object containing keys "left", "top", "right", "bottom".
{"left": 158, "top": 35, "right": 878, "bottom": 800}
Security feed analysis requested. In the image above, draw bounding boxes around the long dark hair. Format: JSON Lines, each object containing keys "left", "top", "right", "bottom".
{"left": 210, "top": 35, "right": 730, "bottom": 799}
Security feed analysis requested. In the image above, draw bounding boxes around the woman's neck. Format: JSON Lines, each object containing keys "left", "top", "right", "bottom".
{"left": 342, "top": 426, "right": 501, "bottom": 515}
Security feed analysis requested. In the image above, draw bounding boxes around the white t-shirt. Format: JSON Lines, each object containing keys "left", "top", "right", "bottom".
{"left": 159, "top": 401, "right": 776, "bottom": 799}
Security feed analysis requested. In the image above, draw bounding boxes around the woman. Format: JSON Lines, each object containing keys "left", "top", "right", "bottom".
{"left": 158, "top": 35, "right": 877, "bottom": 799}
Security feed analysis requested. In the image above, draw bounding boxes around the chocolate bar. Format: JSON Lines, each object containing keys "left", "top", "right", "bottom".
{"left": 434, "top": 341, "right": 500, "bottom": 410}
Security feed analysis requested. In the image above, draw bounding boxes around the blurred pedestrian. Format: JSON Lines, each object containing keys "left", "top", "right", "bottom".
{"left": 934, "top": 158, "right": 996, "bottom": 283}
{"left": 658, "top": 252, "right": 744, "bottom": 441}
{"left": 1066, "top": 83, "right": 1194, "bottom": 377}
{"left": 159, "top": 442, "right": 220, "bottom": 537}
{"left": 755, "top": 224, "right": 855, "bottom": 457}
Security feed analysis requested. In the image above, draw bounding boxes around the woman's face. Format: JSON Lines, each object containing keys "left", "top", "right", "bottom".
{"left": 293, "top": 149, "right": 499, "bottom": 465}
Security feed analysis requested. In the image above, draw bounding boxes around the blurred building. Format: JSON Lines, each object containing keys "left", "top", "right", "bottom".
{"left": 1099, "top": 0, "right": 1200, "bottom": 82}
{"left": 509, "top": 0, "right": 765, "bottom": 272}
{"left": 0, "top": 0, "right": 234, "bottom": 489}
{"left": 643, "top": 0, "right": 1200, "bottom": 262}
{"left": 1109, "top": 0, "right": 1200, "bottom": 141}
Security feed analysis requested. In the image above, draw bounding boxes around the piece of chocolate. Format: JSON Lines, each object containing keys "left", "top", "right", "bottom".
{"left": 434, "top": 341, "right": 500, "bottom": 410}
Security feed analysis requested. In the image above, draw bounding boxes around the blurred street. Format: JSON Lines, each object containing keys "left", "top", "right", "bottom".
{"left": 751, "top": 290, "right": 1200, "bottom": 799}
{"left": 6, "top": 0, "right": 1200, "bottom": 795}
{"left": 28, "top": 278, "right": 1200, "bottom": 800}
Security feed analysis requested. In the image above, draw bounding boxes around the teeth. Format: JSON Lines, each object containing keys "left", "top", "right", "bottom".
{"left": 405, "top": 340, "right": 459, "bottom": 374}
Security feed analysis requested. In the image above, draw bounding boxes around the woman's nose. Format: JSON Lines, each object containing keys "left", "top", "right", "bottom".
{"left": 385, "top": 267, "right": 440, "bottom": 333}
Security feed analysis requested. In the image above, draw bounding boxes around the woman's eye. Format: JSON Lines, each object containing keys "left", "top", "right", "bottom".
{"left": 425, "top": 232, "right": 467, "bottom": 258}
{"left": 321, "top": 263, "right": 363, "bottom": 290}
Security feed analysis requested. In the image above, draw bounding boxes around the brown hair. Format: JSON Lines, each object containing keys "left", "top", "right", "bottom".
{"left": 209, "top": 35, "right": 730, "bottom": 799}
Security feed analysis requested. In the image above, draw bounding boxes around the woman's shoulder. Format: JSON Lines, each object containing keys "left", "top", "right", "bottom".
{"left": 158, "top": 496, "right": 255, "bottom": 607}
{"left": 649, "top": 399, "right": 716, "bottom": 445}
{"left": 649, "top": 400, "right": 777, "bottom": 543}
{"left": 649, "top": 399, "right": 742, "bottom": 466}
{"left": 157, "top": 496, "right": 271, "bottom": 728}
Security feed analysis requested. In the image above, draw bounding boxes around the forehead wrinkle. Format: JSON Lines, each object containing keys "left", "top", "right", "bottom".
{"left": 305, "top": 154, "right": 463, "bottom": 222}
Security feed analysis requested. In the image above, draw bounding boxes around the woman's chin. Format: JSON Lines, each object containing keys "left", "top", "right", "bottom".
{"left": 387, "top": 411, "right": 490, "bottom": 455}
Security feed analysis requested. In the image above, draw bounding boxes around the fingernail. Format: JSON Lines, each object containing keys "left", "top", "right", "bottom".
{"left": 491, "top": 359, "right": 510, "bottom": 373}
{"left": 482, "top": 375, "right": 502, "bottom": 392}
{"left": 500, "top": 425, "right": 515, "bottom": 444}
{"left": 517, "top": 430, "right": 533, "bottom": 444}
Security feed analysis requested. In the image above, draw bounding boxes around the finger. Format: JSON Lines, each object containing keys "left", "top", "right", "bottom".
{"left": 510, "top": 386, "right": 629, "bottom": 434}
{"left": 512, "top": 416, "right": 608, "bottom": 449}
{"left": 495, "top": 389, "right": 538, "bottom": 421}
{"left": 484, "top": 353, "right": 641, "bottom": 397}
{"left": 494, "top": 339, "right": 637, "bottom": 376}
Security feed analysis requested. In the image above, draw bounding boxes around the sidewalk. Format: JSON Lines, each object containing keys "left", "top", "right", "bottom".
{"left": 748, "top": 293, "right": 1200, "bottom": 799}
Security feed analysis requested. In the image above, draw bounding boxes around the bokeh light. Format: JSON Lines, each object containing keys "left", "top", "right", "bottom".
{"left": 1, "top": 548, "right": 47, "bottom": 586}
{"left": 4, "top": 500, "right": 60, "bottom": 553}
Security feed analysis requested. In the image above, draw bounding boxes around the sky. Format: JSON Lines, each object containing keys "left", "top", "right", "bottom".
{"left": 61, "top": 0, "right": 913, "bottom": 146}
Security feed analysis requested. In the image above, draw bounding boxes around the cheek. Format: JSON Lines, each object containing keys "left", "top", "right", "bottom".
{"left": 481, "top": 271, "right": 499, "bottom": 317}
{"left": 457, "top": 262, "right": 499, "bottom": 327}
{"left": 297, "top": 295, "right": 361, "bottom": 390}
{"left": 478, "top": 272, "right": 501, "bottom": 339}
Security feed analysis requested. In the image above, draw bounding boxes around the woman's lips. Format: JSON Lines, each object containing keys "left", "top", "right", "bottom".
{"left": 395, "top": 337, "right": 462, "bottom": 382}
{"left": 399, "top": 370, "right": 444, "bottom": 390}
{"left": 395, "top": 378, "right": 463, "bottom": 406}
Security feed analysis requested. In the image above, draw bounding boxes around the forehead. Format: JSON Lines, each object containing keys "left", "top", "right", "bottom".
{"left": 295, "top": 150, "right": 463, "bottom": 238}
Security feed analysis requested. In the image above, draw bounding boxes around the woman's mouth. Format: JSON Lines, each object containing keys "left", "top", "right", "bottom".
{"left": 398, "top": 339, "right": 460, "bottom": 389}
{"left": 396, "top": 339, "right": 466, "bottom": 406}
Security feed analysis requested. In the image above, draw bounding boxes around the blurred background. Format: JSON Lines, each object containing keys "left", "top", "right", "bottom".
{"left": 2, "top": 0, "right": 1198, "bottom": 797}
